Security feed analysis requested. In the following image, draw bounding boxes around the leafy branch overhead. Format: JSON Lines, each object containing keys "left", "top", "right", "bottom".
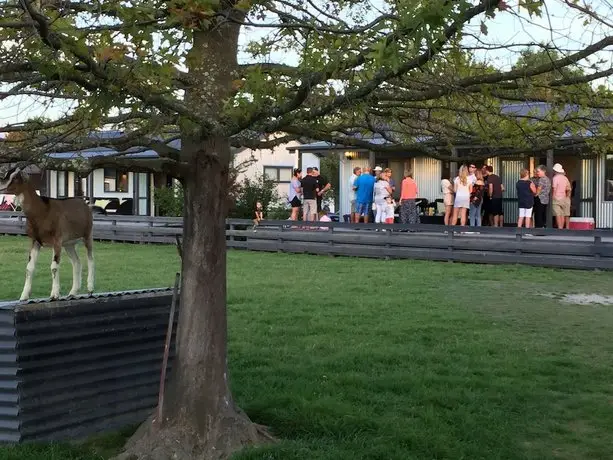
{"left": 1, "top": 0, "right": 613, "bottom": 169}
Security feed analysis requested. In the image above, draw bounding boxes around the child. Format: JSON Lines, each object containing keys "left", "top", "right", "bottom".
{"left": 253, "top": 201, "right": 264, "bottom": 231}
{"left": 384, "top": 196, "right": 396, "bottom": 224}
{"left": 516, "top": 169, "right": 537, "bottom": 228}
{"left": 318, "top": 209, "right": 332, "bottom": 230}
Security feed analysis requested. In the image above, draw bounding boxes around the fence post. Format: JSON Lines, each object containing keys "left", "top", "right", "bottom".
{"left": 515, "top": 229, "right": 522, "bottom": 255}
{"left": 594, "top": 234, "right": 602, "bottom": 270}
{"left": 446, "top": 228, "right": 454, "bottom": 263}
{"left": 328, "top": 225, "right": 335, "bottom": 257}
{"left": 278, "top": 224, "right": 284, "bottom": 253}
{"left": 384, "top": 229, "right": 391, "bottom": 261}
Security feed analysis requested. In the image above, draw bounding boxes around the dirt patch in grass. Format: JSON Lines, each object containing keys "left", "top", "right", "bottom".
{"left": 542, "top": 293, "right": 613, "bottom": 306}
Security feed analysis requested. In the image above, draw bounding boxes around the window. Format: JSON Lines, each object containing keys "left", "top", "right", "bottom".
{"left": 263, "top": 166, "right": 292, "bottom": 183}
{"left": 104, "top": 168, "right": 129, "bottom": 192}
{"left": 605, "top": 155, "right": 613, "bottom": 201}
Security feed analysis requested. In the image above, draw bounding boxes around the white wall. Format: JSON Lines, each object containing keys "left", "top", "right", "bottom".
{"left": 49, "top": 170, "right": 58, "bottom": 198}
{"left": 413, "top": 157, "right": 442, "bottom": 202}
{"left": 92, "top": 168, "right": 134, "bottom": 198}
{"left": 338, "top": 157, "right": 370, "bottom": 218}
{"left": 233, "top": 140, "right": 321, "bottom": 202}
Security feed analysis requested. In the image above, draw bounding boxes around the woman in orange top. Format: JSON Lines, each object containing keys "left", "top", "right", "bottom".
{"left": 399, "top": 170, "right": 419, "bottom": 224}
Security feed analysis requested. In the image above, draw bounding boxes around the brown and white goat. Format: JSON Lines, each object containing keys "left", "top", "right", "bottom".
{"left": 0, "top": 164, "right": 94, "bottom": 301}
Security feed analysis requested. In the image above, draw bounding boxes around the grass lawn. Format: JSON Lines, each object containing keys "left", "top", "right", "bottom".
{"left": 1, "top": 236, "right": 613, "bottom": 460}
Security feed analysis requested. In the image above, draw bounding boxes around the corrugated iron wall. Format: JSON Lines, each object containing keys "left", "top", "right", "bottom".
{"left": 501, "top": 159, "right": 525, "bottom": 223}
{"left": 413, "top": 157, "right": 442, "bottom": 202}
{"left": 596, "top": 154, "right": 613, "bottom": 228}
{"left": 339, "top": 156, "right": 370, "bottom": 219}
{"left": 0, "top": 308, "right": 19, "bottom": 442}
{"left": 581, "top": 158, "right": 595, "bottom": 218}
{"left": 0, "top": 288, "right": 177, "bottom": 442}
{"left": 486, "top": 157, "right": 500, "bottom": 173}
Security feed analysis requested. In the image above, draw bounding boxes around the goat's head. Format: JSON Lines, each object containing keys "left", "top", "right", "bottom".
{"left": 0, "top": 163, "right": 30, "bottom": 194}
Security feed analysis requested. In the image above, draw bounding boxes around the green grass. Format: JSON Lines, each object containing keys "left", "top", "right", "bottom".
{"left": 1, "top": 235, "right": 613, "bottom": 460}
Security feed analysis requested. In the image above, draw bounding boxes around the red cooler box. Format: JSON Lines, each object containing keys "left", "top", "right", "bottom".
{"left": 569, "top": 217, "right": 595, "bottom": 230}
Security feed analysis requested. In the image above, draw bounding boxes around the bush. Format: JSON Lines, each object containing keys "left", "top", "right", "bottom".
{"left": 230, "top": 174, "right": 282, "bottom": 219}
{"left": 153, "top": 172, "right": 286, "bottom": 220}
{"left": 267, "top": 204, "right": 290, "bottom": 220}
{"left": 154, "top": 184, "right": 184, "bottom": 217}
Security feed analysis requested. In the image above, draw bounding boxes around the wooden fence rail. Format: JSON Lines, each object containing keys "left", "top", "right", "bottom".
{"left": 1, "top": 212, "right": 612, "bottom": 270}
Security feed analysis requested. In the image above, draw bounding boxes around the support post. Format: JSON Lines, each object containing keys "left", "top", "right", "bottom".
{"left": 369, "top": 151, "right": 376, "bottom": 169}
{"left": 546, "top": 149, "right": 554, "bottom": 228}
{"left": 450, "top": 147, "right": 459, "bottom": 178}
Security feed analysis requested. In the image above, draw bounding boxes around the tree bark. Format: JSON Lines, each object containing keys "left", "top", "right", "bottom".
{"left": 112, "top": 10, "right": 274, "bottom": 460}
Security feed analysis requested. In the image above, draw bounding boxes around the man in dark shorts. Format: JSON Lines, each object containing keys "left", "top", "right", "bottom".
{"left": 481, "top": 165, "right": 491, "bottom": 226}
{"left": 485, "top": 165, "right": 504, "bottom": 227}
{"left": 313, "top": 167, "right": 331, "bottom": 213}
{"left": 300, "top": 167, "right": 319, "bottom": 221}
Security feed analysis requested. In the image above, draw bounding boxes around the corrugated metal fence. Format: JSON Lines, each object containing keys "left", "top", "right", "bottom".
{"left": 0, "top": 288, "right": 177, "bottom": 442}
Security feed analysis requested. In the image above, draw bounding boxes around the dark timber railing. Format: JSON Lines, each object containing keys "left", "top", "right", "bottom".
{"left": 1, "top": 212, "right": 612, "bottom": 270}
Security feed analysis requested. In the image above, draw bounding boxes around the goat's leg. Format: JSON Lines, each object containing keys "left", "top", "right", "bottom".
{"left": 49, "top": 243, "right": 61, "bottom": 300}
{"left": 19, "top": 241, "right": 40, "bottom": 301}
{"left": 64, "top": 244, "right": 81, "bottom": 296}
{"left": 84, "top": 234, "right": 94, "bottom": 295}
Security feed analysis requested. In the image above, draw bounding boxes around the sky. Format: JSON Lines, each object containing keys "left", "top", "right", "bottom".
{"left": 0, "top": 0, "right": 611, "bottom": 130}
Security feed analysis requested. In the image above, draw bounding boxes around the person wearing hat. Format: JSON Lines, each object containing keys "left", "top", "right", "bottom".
{"left": 551, "top": 163, "right": 571, "bottom": 229}
{"left": 373, "top": 165, "right": 383, "bottom": 177}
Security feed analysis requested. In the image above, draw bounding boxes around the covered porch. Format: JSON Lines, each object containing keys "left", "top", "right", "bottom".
{"left": 292, "top": 141, "right": 612, "bottom": 228}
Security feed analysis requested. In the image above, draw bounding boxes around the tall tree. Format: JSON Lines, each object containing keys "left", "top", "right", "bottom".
{"left": 2, "top": 1, "right": 613, "bottom": 458}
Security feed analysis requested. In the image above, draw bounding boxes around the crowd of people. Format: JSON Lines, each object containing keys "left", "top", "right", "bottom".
{"left": 255, "top": 161, "right": 574, "bottom": 230}
{"left": 440, "top": 162, "right": 572, "bottom": 229}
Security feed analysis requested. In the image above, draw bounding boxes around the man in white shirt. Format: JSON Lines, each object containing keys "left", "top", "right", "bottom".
{"left": 349, "top": 166, "right": 362, "bottom": 222}
{"left": 468, "top": 163, "right": 477, "bottom": 185}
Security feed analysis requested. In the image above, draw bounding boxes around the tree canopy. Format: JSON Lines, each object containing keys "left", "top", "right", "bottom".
{"left": 1, "top": 0, "right": 613, "bottom": 168}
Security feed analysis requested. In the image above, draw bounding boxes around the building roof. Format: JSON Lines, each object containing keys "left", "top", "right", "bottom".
{"left": 289, "top": 102, "right": 605, "bottom": 153}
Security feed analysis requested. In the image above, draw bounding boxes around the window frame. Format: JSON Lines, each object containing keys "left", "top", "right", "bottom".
{"left": 56, "top": 170, "right": 69, "bottom": 198}
{"left": 263, "top": 166, "right": 293, "bottom": 183}
{"left": 604, "top": 154, "right": 613, "bottom": 201}
{"left": 103, "top": 168, "right": 130, "bottom": 193}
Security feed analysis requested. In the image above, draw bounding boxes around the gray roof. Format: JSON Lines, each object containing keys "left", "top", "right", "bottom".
{"left": 289, "top": 102, "right": 604, "bottom": 153}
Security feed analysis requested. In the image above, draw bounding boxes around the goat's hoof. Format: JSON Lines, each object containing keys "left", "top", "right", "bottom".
{"left": 49, "top": 294, "right": 59, "bottom": 301}
{"left": 87, "top": 291, "right": 94, "bottom": 297}
{"left": 18, "top": 296, "right": 29, "bottom": 302}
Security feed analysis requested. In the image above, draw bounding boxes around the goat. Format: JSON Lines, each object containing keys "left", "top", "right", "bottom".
{"left": 0, "top": 164, "right": 94, "bottom": 301}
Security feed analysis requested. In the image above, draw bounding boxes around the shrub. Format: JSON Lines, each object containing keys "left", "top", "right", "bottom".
{"left": 154, "top": 183, "right": 184, "bottom": 217}
{"left": 230, "top": 174, "right": 282, "bottom": 219}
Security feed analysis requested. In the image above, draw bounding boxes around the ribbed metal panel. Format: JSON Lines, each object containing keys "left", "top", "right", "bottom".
{"left": 580, "top": 202, "right": 594, "bottom": 218}
{"left": 413, "top": 157, "right": 442, "bottom": 202}
{"left": 486, "top": 157, "right": 500, "bottom": 173}
{"left": 501, "top": 160, "right": 525, "bottom": 223}
{"left": 581, "top": 158, "right": 595, "bottom": 200}
{"left": 339, "top": 157, "right": 370, "bottom": 218}
{"left": 0, "top": 306, "right": 19, "bottom": 442}
{"left": 580, "top": 158, "right": 595, "bottom": 218}
{"left": 596, "top": 154, "right": 613, "bottom": 228}
{"left": 6, "top": 288, "right": 176, "bottom": 442}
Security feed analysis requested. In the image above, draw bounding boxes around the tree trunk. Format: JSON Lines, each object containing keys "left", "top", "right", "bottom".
{"left": 113, "top": 138, "right": 273, "bottom": 460}
{"left": 112, "top": 11, "right": 274, "bottom": 457}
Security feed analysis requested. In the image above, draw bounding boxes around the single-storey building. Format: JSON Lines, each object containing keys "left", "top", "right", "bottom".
{"left": 289, "top": 102, "right": 613, "bottom": 228}
{"left": 43, "top": 131, "right": 317, "bottom": 215}
{"left": 232, "top": 138, "right": 321, "bottom": 203}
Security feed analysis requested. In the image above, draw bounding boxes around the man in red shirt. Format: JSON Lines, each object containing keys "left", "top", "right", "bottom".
{"left": 552, "top": 163, "right": 571, "bottom": 229}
